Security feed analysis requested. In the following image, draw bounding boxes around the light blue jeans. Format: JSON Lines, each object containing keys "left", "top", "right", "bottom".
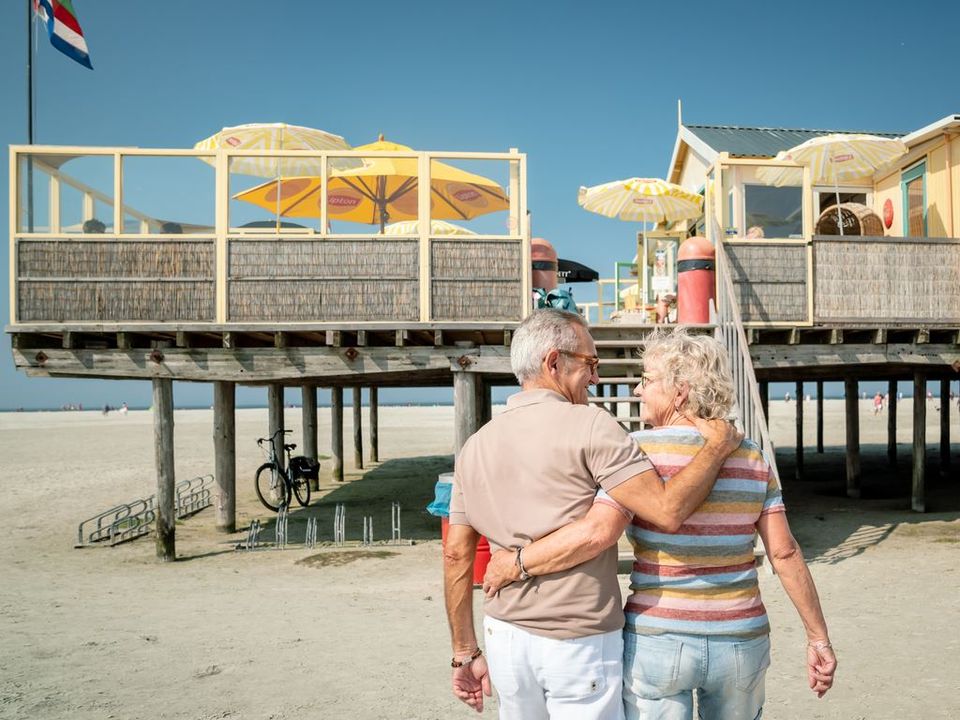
{"left": 622, "top": 632, "right": 770, "bottom": 720}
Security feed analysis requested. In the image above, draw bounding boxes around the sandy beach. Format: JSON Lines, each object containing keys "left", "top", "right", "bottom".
{"left": 0, "top": 399, "right": 957, "bottom": 719}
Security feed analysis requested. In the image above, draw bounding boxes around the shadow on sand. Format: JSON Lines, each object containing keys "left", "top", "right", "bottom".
{"left": 774, "top": 443, "right": 959, "bottom": 566}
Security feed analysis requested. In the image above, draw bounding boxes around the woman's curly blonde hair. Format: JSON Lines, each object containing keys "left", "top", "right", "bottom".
{"left": 641, "top": 328, "right": 735, "bottom": 420}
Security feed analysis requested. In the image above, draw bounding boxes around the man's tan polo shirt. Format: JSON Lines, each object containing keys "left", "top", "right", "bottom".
{"left": 449, "top": 389, "right": 653, "bottom": 639}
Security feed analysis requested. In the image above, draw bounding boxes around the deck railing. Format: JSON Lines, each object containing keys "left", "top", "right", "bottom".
{"left": 9, "top": 146, "right": 530, "bottom": 326}
{"left": 713, "top": 222, "right": 781, "bottom": 484}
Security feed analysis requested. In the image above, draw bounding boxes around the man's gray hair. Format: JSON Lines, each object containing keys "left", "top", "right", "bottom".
{"left": 511, "top": 309, "right": 588, "bottom": 384}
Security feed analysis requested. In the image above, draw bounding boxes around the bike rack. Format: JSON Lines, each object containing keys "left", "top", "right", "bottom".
{"left": 305, "top": 517, "right": 318, "bottom": 548}
{"left": 362, "top": 516, "right": 373, "bottom": 546}
{"left": 391, "top": 502, "right": 402, "bottom": 544}
{"left": 333, "top": 504, "right": 346, "bottom": 546}
{"left": 76, "top": 474, "right": 214, "bottom": 548}
{"left": 275, "top": 506, "right": 289, "bottom": 549}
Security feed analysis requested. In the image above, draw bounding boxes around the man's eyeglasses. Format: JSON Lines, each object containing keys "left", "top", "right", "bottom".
{"left": 558, "top": 349, "right": 600, "bottom": 373}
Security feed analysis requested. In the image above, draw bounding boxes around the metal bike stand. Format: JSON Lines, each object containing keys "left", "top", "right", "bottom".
{"left": 391, "top": 502, "right": 401, "bottom": 544}
{"left": 362, "top": 516, "right": 373, "bottom": 546}
{"left": 246, "top": 519, "right": 262, "bottom": 551}
{"left": 305, "top": 517, "right": 318, "bottom": 549}
{"left": 275, "top": 506, "right": 288, "bottom": 549}
{"left": 333, "top": 504, "right": 345, "bottom": 546}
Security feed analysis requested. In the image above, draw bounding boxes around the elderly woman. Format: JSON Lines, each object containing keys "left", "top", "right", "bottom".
{"left": 484, "top": 329, "right": 836, "bottom": 719}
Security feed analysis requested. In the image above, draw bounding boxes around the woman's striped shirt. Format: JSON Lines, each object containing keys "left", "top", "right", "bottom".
{"left": 623, "top": 426, "right": 784, "bottom": 638}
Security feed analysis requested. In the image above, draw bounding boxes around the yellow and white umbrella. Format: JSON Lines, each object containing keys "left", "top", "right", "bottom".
{"left": 193, "top": 122, "right": 353, "bottom": 177}
{"left": 236, "top": 136, "right": 509, "bottom": 231}
{"left": 781, "top": 133, "right": 907, "bottom": 235}
{"left": 756, "top": 151, "right": 804, "bottom": 188}
{"left": 577, "top": 177, "right": 703, "bottom": 224}
{"left": 384, "top": 219, "right": 476, "bottom": 236}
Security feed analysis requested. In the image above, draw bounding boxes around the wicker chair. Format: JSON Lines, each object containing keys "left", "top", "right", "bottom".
{"left": 815, "top": 202, "right": 884, "bottom": 236}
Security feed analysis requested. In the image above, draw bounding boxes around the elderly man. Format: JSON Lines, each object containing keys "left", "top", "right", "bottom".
{"left": 443, "top": 309, "right": 741, "bottom": 718}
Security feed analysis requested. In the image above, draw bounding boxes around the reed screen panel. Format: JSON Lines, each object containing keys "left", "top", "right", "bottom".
{"left": 724, "top": 243, "right": 808, "bottom": 323}
{"left": 430, "top": 240, "right": 523, "bottom": 321}
{"left": 16, "top": 239, "right": 215, "bottom": 321}
{"left": 814, "top": 236, "right": 960, "bottom": 323}
{"left": 227, "top": 238, "right": 419, "bottom": 321}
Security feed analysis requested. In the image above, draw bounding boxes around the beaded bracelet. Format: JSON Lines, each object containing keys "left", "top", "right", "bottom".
{"left": 808, "top": 640, "right": 833, "bottom": 651}
{"left": 451, "top": 647, "right": 483, "bottom": 668}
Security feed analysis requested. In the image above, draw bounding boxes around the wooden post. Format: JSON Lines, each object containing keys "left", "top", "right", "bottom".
{"left": 816, "top": 380, "right": 824, "bottom": 453}
{"left": 474, "top": 375, "right": 492, "bottom": 427}
{"left": 152, "top": 378, "right": 176, "bottom": 561}
{"left": 213, "top": 381, "right": 235, "bottom": 533}
{"left": 369, "top": 386, "right": 379, "bottom": 464}
{"left": 453, "top": 371, "right": 479, "bottom": 456}
{"left": 795, "top": 381, "right": 804, "bottom": 479}
{"left": 302, "top": 384, "right": 318, "bottom": 490}
{"left": 844, "top": 378, "right": 861, "bottom": 498}
{"left": 268, "top": 383, "right": 285, "bottom": 471}
{"left": 940, "top": 378, "right": 951, "bottom": 473}
{"left": 888, "top": 379, "right": 898, "bottom": 464}
{"left": 352, "top": 386, "right": 364, "bottom": 470}
{"left": 331, "top": 387, "right": 344, "bottom": 482}
{"left": 913, "top": 373, "right": 927, "bottom": 512}
{"left": 759, "top": 381, "right": 769, "bottom": 428}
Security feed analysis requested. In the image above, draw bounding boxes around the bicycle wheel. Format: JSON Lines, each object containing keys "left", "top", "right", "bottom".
{"left": 292, "top": 475, "right": 311, "bottom": 507}
{"left": 255, "top": 463, "right": 291, "bottom": 512}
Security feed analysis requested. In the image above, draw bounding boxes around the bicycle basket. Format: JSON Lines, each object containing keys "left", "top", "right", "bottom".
{"left": 289, "top": 455, "right": 320, "bottom": 480}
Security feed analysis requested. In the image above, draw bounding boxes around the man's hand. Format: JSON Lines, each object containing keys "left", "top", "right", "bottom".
{"left": 690, "top": 415, "right": 743, "bottom": 456}
{"left": 452, "top": 655, "right": 492, "bottom": 712}
{"left": 482, "top": 548, "right": 520, "bottom": 598}
{"left": 807, "top": 642, "right": 837, "bottom": 698}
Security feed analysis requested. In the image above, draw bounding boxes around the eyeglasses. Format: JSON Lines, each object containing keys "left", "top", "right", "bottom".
{"left": 558, "top": 349, "right": 600, "bottom": 373}
{"left": 639, "top": 374, "right": 658, "bottom": 388}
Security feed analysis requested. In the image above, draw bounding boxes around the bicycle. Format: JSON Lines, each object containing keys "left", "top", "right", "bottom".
{"left": 254, "top": 429, "right": 317, "bottom": 512}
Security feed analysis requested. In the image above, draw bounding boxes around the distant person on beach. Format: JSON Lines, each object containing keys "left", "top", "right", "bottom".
{"left": 484, "top": 329, "right": 837, "bottom": 719}
{"left": 443, "top": 310, "right": 741, "bottom": 718}
{"left": 873, "top": 392, "right": 884, "bottom": 415}
{"left": 119, "top": 402, "right": 128, "bottom": 415}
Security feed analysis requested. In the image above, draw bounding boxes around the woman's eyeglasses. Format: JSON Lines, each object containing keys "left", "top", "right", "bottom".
{"left": 557, "top": 349, "right": 600, "bottom": 373}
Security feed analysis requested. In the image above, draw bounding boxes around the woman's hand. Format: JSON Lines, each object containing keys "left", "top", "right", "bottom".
{"left": 482, "top": 549, "right": 520, "bottom": 598}
{"left": 806, "top": 641, "right": 837, "bottom": 698}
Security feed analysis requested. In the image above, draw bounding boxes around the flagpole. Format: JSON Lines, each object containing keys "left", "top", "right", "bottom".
{"left": 26, "top": 0, "right": 35, "bottom": 232}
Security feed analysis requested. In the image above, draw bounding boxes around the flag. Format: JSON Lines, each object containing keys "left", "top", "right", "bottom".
{"left": 34, "top": 0, "right": 92, "bottom": 69}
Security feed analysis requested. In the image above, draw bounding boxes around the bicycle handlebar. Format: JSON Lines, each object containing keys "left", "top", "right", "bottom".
{"left": 257, "top": 428, "right": 293, "bottom": 444}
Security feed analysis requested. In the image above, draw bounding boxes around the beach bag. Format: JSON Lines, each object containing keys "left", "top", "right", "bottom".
{"left": 289, "top": 455, "right": 320, "bottom": 481}
{"left": 427, "top": 479, "right": 452, "bottom": 518}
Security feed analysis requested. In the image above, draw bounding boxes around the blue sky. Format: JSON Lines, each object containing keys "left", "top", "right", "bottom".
{"left": 2, "top": 0, "right": 958, "bottom": 409}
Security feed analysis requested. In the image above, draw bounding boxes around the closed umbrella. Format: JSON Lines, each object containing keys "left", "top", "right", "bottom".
{"left": 780, "top": 134, "right": 907, "bottom": 235}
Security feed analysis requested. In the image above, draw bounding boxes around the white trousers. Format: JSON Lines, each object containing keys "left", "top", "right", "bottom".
{"left": 483, "top": 615, "right": 625, "bottom": 720}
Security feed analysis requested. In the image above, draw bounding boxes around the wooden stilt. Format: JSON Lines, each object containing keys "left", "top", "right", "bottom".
{"left": 844, "top": 378, "right": 861, "bottom": 498}
{"left": 331, "top": 387, "right": 344, "bottom": 482}
{"left": 888, "top": 379, "right": 898, "bottom": 464}
{"left": 816, "top": 380, "right": 824, "bottom": 453}
{"left": 474, "top": 375, "right": 492, "bottom": 427}
{"left": 759, "top": 381, "right": 769, "bottom": 427}
{"left": 795, "top": 381, "right": 804, "bottom": 479}
{"left": 913, "top": 373, "right": 927, "bottom": 512}
{"left": 213, "top": 381, "right": 236, "bottom": 533}
{"left": 268, "top": 383, "right": 285, "bottom": 471}
{"left": 152, "top": 378, "right": 176, "bottom": 561}
{"left": 353, "top": 386, "right": 364, "bottom": 470}
{"left": 482, "top": 380, "right": 493, "bottom": 425}
{"left": 453, "top": 371, "right": 479, "bottom": 456}
{"left": 369, "top": 386, "right": 379, "bottom": 464}
{"left": 302, "top": 385, "right": 318, "bottom": 490}
{"left": 940, "top": 378, "right": 951, "bottom": 473}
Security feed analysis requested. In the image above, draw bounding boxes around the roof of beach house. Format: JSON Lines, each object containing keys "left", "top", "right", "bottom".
{"left": 683, "top": 124, "right": 905, "bottom": 158}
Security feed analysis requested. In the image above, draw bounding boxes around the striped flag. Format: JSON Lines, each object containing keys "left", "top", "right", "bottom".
{"left": 34, "top": 0, "right": 92, "bottom": 69}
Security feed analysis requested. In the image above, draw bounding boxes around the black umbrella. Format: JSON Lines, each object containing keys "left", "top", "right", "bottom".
{"left": 556, "top": 258, "right": 599, "bottom": 283}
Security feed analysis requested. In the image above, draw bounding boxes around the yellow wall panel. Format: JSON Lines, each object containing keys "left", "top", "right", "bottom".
{"left": 873, "top": 172, "right": 900, "bottom": 236}
{"left": 927, "top": 146, "right": 948, "bottom": 237}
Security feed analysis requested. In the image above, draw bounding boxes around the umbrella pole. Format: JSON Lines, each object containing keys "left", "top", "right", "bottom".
{"left": 834, "top": 179, "right": 843, "bottom": 236}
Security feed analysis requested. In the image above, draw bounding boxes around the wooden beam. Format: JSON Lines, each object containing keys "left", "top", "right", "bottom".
{"left": 331, "top": 387, "right": 343, "bottom": 482}
{"left": 152, "top": 377, "right": 176, "bottom": 561}
{"left": 62, "top": 330, "right": 76, "bottom": 349}
{"left": 844, "top": 378, "right": 861, "bottom": 498}
{"left": 916, "top": 328, "right": 930, "bottom": 345}
{"left": 913, "top": 373, "right": 927, "bottom": 512}
{"left": 222, "top": 332, "right": 236, "bottom": 349}
{"left": 395, "top": 329, "right": 409, "bottom": 347}
{"left": 326, "top": 330, "right": 342, "bottom": 347}
{"left": 888, "top": 379, "right": 898, "bottom": 464}
{"left": 433, "top": 329, "right": 444, "bottom": 347}
{"left": 787, "top": 328, "right": 800, "bottom": 345}
{"left": 503, "top": 330, "right": 512, "bottom": 346}
{"left": 940, "top": 378, "right": 951, "bottom": 474}
{"left": 369, "top": 386, "right": 379, "bottom": 463}
{"left": 274, "top": 332, "right": 288, "bottom": 349}
{"left": 816, "top": 380, "right": 824, "bottom": 453}
{"left": 176, "top": 331, "right": 191, "bottom": 348}
{"left": 268, "top": 383, "right": 285, "bottom": 472}
{"left": 760, "top": 381, "right": 769, "bottom": 428}
{"left": 453, "top": 371, "right": 479, "bottom": 456}
{"left": 117, "top": 332, "right": 132, "bottom": 350}
{"left": 213, "top": 381, "right": 236, "bottom": 533}
{"left": 356, "top": 330, "right": 368, "bottom": 347}
{"left": 874, "top": 328, "right": 887, "bottom": 344}
{"left": 352, "top": 386, "right": 363, "bottom": 470}
{"left": 795, "top": 380, "right": 803, "bottom": 479}
{"left": 302, "top": 384, "right": 319, "bottom": 491}
{"left": 829, "top": 328, "right": 843, "bottom": 345}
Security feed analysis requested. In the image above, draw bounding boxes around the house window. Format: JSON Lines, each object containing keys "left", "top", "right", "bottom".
{"left": 818, "top": 191, "right": 867, "bottom": 213}
{"left": 743, "top": 184, "right": 803, "bottom": 238}
{"left": 901, "top": 162, "right": 926, "bottom": 237}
